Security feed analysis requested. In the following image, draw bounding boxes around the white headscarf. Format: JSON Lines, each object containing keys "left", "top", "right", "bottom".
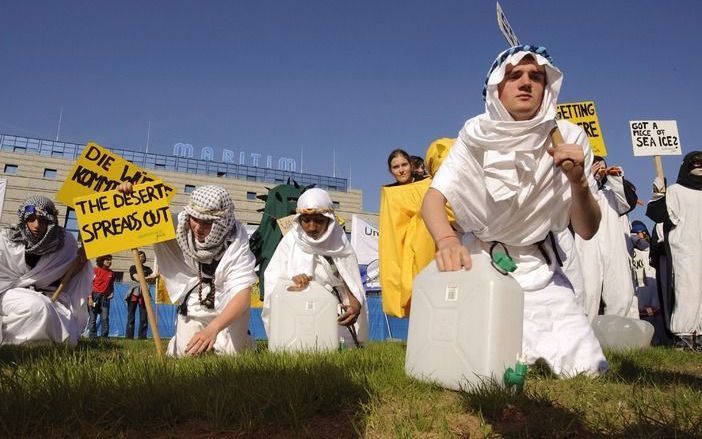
{"left": 289, "top": 188, "right": 353, "bottom": 276}
{"left": 432, "top": 45, "right": 587, "bottom": 249}
{"left": 466, "top": 45, "right": 563, "bottom": 202}
{"left": 176, "top": 185, "right": 238, "bottom": 268}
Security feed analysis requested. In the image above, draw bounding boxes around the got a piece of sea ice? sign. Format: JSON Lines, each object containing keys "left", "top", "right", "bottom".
{"left": 630, "top": 120, "right": 682, "bottom": 156}
{"left": 73, "top": 180, "right": 176, "bottom": 259}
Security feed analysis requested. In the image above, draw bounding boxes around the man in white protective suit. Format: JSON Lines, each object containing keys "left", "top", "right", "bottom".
{"left": 0, "top": 196, "right": 91, "bottom": 346}
{"left": 422, "top": 45, "right": 607, "bottom": 377}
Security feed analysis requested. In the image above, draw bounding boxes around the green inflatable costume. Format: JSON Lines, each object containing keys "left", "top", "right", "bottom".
{"left": 249, "top": 180, "right": 311, "bottom": 300}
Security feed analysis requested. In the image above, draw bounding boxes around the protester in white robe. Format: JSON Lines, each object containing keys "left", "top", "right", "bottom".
{"left": 120, "top": 183, "right": 257, "bottom": 356}
{"left": 262, "top": 188, "right": 369, "bottom": 347}
{"left": 575, "top": 158, "right": 638, "bottom": 320}
{"left": 646, "top": 151, "right": 702, "bottom": 347}
{"left": 0, "top": 196, "right": 91, "bottom": 346}
{"left": 629, "top": 220, "right": 670, "bottom": 346}
{"left": 553, "top": 228, "right": 586, "bottom": 308}
{"left": 422, "top": 45, "right": 607, "bottom": 377}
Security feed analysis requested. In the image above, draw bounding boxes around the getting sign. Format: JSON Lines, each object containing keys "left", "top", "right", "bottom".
{"left": 556, "top": 101, "right": 607, "bottom": 157}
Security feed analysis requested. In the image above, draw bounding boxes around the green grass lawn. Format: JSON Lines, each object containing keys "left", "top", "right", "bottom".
{"left": 1, "top": 340, "right": 700, "bottom": 438}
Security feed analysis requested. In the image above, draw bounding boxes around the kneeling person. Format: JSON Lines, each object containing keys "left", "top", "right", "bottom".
{"left": 121, "top": 183, "right": 257, "bottom": 356}
{"left": 0, "top": 196, "right": 91, "bottom": 346}
{"left": 422, "top": 46, "right": 607, "bottom": 377}
{"left": 263, "top": 188, "right": 369, "bottom": 347}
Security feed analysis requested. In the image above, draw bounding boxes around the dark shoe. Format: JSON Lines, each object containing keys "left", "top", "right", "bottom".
{"left": 674, "top": 335, "right": 695, "bottom": 350}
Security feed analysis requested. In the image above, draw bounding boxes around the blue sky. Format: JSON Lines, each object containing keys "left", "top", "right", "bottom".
{"left": 1, "top": 0, "right": 699, "bottom": 225}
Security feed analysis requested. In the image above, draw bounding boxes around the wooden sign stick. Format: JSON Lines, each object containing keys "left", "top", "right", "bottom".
{"left": 654, "top": 155, "right": 665, "bottom": 181}
{"left": 550, "top": 128, "right": 575, "bottom": 171}
{"left": 496, "top": 3, "right": 574, "bottom": 171}
{"left": 131, "top": 248, "right": 164, "bottom": 358}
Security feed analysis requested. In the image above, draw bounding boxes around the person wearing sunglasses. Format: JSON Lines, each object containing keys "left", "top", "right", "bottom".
{"left": 262, "top": 188, "right": 369, "bottom": 348}
{"left": 0, "top": 196, "right": 91, "bottom": 346}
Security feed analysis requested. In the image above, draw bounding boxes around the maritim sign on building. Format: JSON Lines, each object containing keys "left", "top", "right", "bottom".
{"left": 172, "top": 142, "right": 298, "bottom": 172}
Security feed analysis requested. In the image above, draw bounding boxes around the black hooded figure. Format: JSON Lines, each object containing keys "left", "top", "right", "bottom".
{"left": 646, "top": 151, "right": 702, "bottom": 348}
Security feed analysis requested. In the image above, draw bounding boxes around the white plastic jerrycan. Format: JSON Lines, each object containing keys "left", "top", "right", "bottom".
{"left": 405, "top": 251, "right": 524, "bottom": 391}
{"left": 268, "top": 280, "right": 340, "bottom": 353}
{"left": 591, "top": 315, "right": 654, "bottom": 350}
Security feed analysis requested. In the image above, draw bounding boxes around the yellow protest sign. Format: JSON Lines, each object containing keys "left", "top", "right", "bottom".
{"left": 556, "top": 101, "right": 608, "bottom": 157}
{"left": 73, "top": 180, "right": 176, "bottom": 259}
{"left": 57, "top": 142, "right": 173, "bottom": 208}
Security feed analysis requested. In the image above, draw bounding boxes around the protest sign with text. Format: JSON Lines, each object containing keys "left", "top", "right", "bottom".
{"left": 496, "top": 2, "right": 520, "bottom": 47}
{"left": 556, "top": 101, "right": 607, "bottom": 157}
{"left": 74, "top": 180, "right": 176, "bottom": 259}
{"left": 57, "top": 142, "right": 174, "bottom": 208}
{"left": 630, "top": 120, "right": 682, "bottom": 157}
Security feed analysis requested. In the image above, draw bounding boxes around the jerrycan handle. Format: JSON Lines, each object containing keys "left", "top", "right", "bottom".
{"left": 489, "top": 242, "right": 517, "bottom": 275}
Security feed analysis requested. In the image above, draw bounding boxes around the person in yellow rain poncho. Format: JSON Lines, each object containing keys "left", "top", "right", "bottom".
{"left": 379, "top": 142, "right": 454, "bottom": 317}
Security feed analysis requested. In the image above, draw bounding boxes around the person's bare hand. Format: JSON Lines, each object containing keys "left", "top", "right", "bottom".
{"left": 338, "top": 293, "right": 361, "bottom": 326}
{"left": 117, "top": 181, "right": 133, "bottom": 194}
{"left": 547, "top": 143, "right": 587, "bottom": 185}
{"left": 606, "top": 166, "right": 623, "bottom": 177}
{"left": 287, "top": 274, "right": 312, "bottom": 292}
{"left": 185, "top": 325, "right": 218, "bottom": 356}
{"left": 434, "top": 235, "right": 471, "bottom": 271}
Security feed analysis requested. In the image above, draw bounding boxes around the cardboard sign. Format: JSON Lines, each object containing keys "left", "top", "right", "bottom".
{"left": 276, "top": 214, "right": 296, "bottom": 236}
{"left": 57, "top": 142, "right": 173, "bottom": 208}
{"left": 630, "top": 120, "right": 682, "bottom": 157}
{"left": 74, "top": 180, "right": 176, "bottom": 259}
{"left": 496, "top": 2, "right": 520, "bottom": 47}
{"left": 556, "top": 101, "right": 608, "bottom": 157}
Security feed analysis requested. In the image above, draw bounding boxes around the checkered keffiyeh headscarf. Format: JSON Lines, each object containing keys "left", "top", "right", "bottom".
{"left": 8, "top": 195, "right": 65, "bottom": 255}
{"left": 482, "top": 45, "right": 555, "bottom": 101}
{"left": 176, "top": 185, "right": 237, "bottom": 264}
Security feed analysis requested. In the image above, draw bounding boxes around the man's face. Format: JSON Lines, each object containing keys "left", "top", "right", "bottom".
{"left": 497, "top": 57, "right": 546, "bottom": 121}
{"left": 25, "top": 215, "right": 49, "bottom": 240}
{"left": 299, "top": 214, "right": 330, "bottom": 240}
{"left": 188, "top": 216, "right": 213, "bottom": 242}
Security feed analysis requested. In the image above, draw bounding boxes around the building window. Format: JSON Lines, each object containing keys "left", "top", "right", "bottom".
{"left": 332, "top": 201, "right": 340, "bottom": 208}
{"left": 4, "top": 164, "right": 17, "bottom": 174}
{"left": 184, "top": 184, "right": 195, "bottom": 194}
{"left": 246, "top": 191, "right": 257, "bottom": 200}
{"left": 43, "top": 168, "right": 57, "bottom": 179}
{"left": 63, "top": 207, "right": 79, "bottom": 240}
